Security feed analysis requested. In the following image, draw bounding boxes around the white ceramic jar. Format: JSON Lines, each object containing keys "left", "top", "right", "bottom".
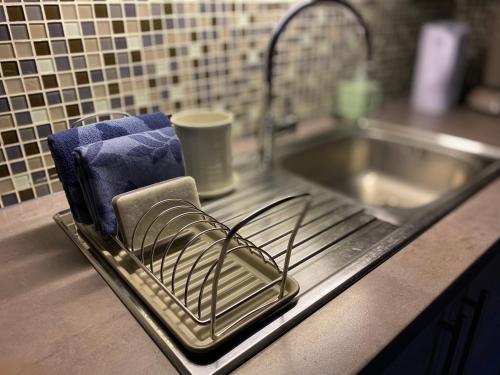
{"left": 171, "top": 109, "right": 236, "bottom": 198}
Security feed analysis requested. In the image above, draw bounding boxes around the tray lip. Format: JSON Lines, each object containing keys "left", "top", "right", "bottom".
{"left": 76, "top": 221, "right": 300, "bottom": 353}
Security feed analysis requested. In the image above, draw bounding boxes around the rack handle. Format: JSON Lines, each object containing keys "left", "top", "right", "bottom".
{"left": 71, "top": 112, "right": 131, "bottom": 128}
{"left": 209, "top": 193, "right": 312, "bottom": 340}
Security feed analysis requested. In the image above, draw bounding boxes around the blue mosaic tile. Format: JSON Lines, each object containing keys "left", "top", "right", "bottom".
{"left": 81, "top": 21, "right": 96, "bottom": 36}
{"left": 15, "top": 112, "right": 32, "bottom": 126}
{"left": 46, "top": 91, "right": 61, "bottom": 105}
{"left": 78, "top": 86, "right": 92, "bottom": 100}
{"left": 20, "top": 60, "right": 37, "bottom": 75}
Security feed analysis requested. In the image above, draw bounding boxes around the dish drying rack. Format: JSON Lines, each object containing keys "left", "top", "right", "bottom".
{"left": 57, "top": 110, "right": 310, "bottom": 351}
{"left": 76, "top": 193, "right": 311, "bottom": 352}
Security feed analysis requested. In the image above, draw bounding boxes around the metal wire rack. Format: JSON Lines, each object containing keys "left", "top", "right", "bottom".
{"left": 98, "top": 193, "right": 312, "bottom": 351}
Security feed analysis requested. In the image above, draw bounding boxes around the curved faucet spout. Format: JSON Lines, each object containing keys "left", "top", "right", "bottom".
{"left": 261, "top": 0, "right": 372, "bottom": 168}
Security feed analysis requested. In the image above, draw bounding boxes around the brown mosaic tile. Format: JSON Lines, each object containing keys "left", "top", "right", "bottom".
{"left": 112, "top": 21, "right": 125, "bottom": 34}
{"left": 28, "top": 93, "right": 45, "bottom": 107}
{"left": 19, "top": 188, "right": 35, "bottom": 201}
{"left": 0, "top": 164, "right": 10, "bottom": 178}
{"left": 23, "top": 142, "right": 40, "bottom": 156}
{"left": 144, "top": 20, "right": 156, "bottom": 32}
{"left": 34, "top": 41, "right": 51, "bottom": 56}
{"left": 108, "top": 83, "right": 119, "bottom": 95}
{"left": 44, "top": 5, "right": 61, "bottom": 20}
{"left": 94, "top": 5, "right": 108, "bottom": 18}
{"left": 68, "top": 39, "right": 83, "bottom": 53}
{"left": 164, "top": 4, "right": 173, "bottom": 15}
{"left": 41, "top": 75, "right": 58, "bottom": 89}
{"left": 65, "top": 104, "right": 80, "bottom": 117}
{"left": 103, "top": 53, "right": 116, "bottom": 66}
{"left": 131, "top": 51, "right": 141, "bottom": 62}
{"left": 75, "top": 71, "right": 89, "bottom": 85}
{"left": 1, "top": 62, "right": 19, "bottom": 77}
{"left": 1, "top": 130, "right": 18, "bottom": 145}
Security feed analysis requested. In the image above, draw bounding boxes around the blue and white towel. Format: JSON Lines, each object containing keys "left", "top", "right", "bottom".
{"left": 73, "top": 127, "right": 185, "bottom": 236}
{"left": 47, "top": 113, "right": 171, "bottom": 223}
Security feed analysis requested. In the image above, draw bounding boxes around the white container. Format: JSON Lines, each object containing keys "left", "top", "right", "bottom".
{"left": 411, "top": 21, "right": 468, "bottom": 115}
{"left": 171, "top": 109, "right": 236, "bottom": 199}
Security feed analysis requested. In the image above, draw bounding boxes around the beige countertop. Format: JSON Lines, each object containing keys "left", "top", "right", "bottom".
{"left": 1, "top": 100, "right": 499, "bottom": 375}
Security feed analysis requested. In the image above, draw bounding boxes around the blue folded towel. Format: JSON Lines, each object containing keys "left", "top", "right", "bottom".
{"left": 73, "top": 127, "right": 185, "bottom": 236}
{"left": 47, "top": 113, "right": 171, "bottom": 223}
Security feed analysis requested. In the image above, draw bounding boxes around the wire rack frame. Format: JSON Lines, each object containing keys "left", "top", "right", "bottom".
{"left": 112, "top": 194, "right": 311, "bottom": 341}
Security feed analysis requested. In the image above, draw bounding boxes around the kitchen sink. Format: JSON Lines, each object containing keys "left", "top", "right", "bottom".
{"left": 54, "top": 118, "right": 500, "bottom": 374}
{"left": 280, "top": 119, "right": 499, "bottom": 224}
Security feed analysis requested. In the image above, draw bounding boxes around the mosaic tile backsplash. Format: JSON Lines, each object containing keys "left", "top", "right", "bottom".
{"left": 0, "top": 0, "right": 492, "bottom": 208}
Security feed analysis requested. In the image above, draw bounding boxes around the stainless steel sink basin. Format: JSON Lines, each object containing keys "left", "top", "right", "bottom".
{"left": 282, "top": 137, "right": 482, "bottom": 208}
{"left": 280, "top": 119, "right": 499, "bottom": 223}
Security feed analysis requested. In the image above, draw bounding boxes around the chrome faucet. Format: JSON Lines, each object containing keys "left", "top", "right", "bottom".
{"left": 261, "top": 0, "right": 373, "bottom": 168}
